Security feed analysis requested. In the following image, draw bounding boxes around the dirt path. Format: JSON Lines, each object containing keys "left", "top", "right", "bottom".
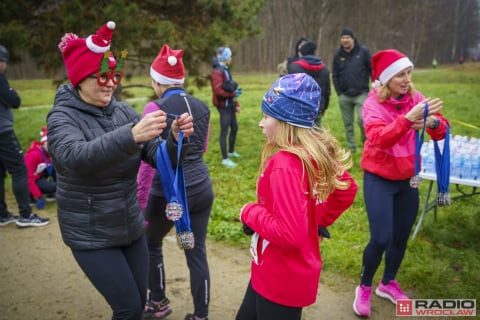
{"left": 0, "top": 202, "right": 402, "bottom": 320}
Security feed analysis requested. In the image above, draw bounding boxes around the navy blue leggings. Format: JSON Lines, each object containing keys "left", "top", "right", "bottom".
{"left": 71, "top": 235, "right": 149, "bottom": 320}
{"left": 235, "top": 281, "right": 302, "bottom": 320}
{"left": 360, "top": 171, "right": 419, "bottom": 286}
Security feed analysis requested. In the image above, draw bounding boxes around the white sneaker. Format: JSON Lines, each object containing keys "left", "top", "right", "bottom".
{"left": 222, "top": 158, "right": 237, "bottom": 168}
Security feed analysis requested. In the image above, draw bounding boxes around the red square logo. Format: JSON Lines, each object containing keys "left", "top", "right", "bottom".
{"left": 397, "top": 299, "right": 413, "bottom": 316}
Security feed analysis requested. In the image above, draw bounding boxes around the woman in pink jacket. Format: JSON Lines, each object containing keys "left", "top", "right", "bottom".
{"left": 353, "top": 49, "right": 448, "bottom": 317}
{"left": 236, "top": 73, "right": 358, "bottom": 320}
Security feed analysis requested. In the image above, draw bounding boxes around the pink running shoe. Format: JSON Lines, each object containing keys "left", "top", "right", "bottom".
{"left": 375, "top": 280, "right": 409, "bottom": 304}
{"left": 353, "top": 285, "right": 372, "bottom": 317}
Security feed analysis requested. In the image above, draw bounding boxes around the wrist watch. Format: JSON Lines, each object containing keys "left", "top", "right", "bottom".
{"left": 430, "top": 118, "right": 440, "bottom": 129}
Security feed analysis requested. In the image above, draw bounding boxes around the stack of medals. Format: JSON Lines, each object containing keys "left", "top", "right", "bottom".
{"left": 434, "top": 126, "right": 451, "bottom": 207}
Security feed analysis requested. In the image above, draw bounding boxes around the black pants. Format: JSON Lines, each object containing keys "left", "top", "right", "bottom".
{"left": 236, "top": 281, "right": 302, "bottom": 320}
{"left": 71, "top": 235, "right": 149, "bottom": 320}
{"left": 34, "top": 172, "right": 57, "bottom": 197}
{"left": 145, "top": 179, "right": 214, "bottom": 318}
{"left": 360, "top": 171, "right": 419, "bottom": 286}
{"left": 217, "top": 105, "right": 238, "bottom": 159}
{"left": 0, "top": 130, "right": 32, "bottom": 218}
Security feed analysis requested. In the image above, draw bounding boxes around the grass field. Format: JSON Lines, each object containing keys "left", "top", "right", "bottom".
{"left": 10, "top": 62, "right": 480, "bottom": 302}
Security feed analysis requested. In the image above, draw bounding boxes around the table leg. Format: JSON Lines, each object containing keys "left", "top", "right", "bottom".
{"left": 412, "top": 180, "right": 434, "bottom": 240}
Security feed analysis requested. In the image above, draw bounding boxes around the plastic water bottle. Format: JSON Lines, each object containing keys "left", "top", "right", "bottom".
{"left": 423, "top": 147, "right": 435, "bottom": 174}
{"left": 451, "top": 152, "right": 463, "bottom": 178}
{"left": 461, "top": 152, "right": 472, "bottom": 180}
{"left": 471, "top": 152, "right": 480, "bottom": 180}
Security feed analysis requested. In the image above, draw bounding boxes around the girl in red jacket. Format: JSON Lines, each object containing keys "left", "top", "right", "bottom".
{"left": 236, "top": 73, "right": 358, "bottom": 320}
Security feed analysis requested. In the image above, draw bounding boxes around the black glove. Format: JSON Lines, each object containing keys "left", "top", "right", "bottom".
{"left": 243, "top": 223, "right": 255, "bottom": 235}
{"left": 318, "top": 226, "right": 331, "bottom": 239}
{"left": 222, "top": 80, "right": 238, "bottom": 93}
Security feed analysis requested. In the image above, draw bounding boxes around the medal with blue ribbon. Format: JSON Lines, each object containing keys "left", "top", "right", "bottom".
{"left": 411, "top": 103, "right": 429, "bottom": 188}
{"left": 433, "top": 125, "right": 451, "bottom": 206}
{"left": 156, "top": 126, "right": 194, "bottom": 250}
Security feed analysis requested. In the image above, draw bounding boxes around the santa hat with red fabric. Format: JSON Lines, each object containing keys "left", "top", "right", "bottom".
{"left": 58, "top": 21, "right": 126, "bottom": 87}
{"left": 371, "top": 49, "right": 414, "bottom": 87}
{"left": 150, "top": 44, "right": 185, "bottom": 85}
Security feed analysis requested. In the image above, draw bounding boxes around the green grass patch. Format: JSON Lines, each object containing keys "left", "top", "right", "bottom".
{"left": 10, "top": 62, "right": 480, "bottom": 301}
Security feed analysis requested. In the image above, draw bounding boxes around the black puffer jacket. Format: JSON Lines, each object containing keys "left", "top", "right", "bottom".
{"left": 47, "top": 84, "right": 180, "bottom": 250}
{"left": 332, "top": 40, "right": 372, "bottom": 96}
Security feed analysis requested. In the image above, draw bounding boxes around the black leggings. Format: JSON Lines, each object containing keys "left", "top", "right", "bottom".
{"left": 236, "top": 281, "right": 302, "bottom": 320}
{"left": 71, "top": 235, "right": 149, "bottom": 320}
{"left": 217, "top": 105, "right": 238, "bottom": 159}
{"left": 360, "top": 171, "right": 419, "bottom": 286}
{"left": 145, "top": 180, "right": 214, "bottom": 318}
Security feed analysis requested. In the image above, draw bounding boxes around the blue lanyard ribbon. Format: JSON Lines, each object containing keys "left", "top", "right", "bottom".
{"left": 415, "top": 103, "right": 429, "bottom": 176}
{"left": 39, "top": 147, "right": 53, "bottom": 177}
{"left": 156, "top": 131, "right": 191, "bottom": 232}
{"left": 433, "top": 126, "right": 450, "bottom": 193}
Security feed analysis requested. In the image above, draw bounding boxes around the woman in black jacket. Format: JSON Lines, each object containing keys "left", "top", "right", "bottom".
{"left": 47, "top": 21, "right": 193, "bottom": 320}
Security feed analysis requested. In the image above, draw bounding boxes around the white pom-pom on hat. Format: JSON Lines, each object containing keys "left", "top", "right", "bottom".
{"left": 168, "top": 56, "right": 177, "bottom": 66}
{"left": 86, "top": 21, "right": 115, "bottom": 53}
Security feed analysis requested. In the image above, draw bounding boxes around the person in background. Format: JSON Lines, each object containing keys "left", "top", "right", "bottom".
{"left": 0, "top": 45, "right": 50, "bottom": 227}
{"left": 332, "top": 27, "right": 372, "bottom": 153}
{"left": 287, "top": 38, "right": 331, "bottom": 127}
{"left": 137, "top": 44, "right": 213, "bottom": 320}
{"left": 353, "top": 49, "right": 448, "bottom": 318}
{"left": 24, "top": 126, "right": 56, "bottom": 210}
{"left": 236, "top": 73, "right": 358, "bottom": 320}
{"left": 210, "top": 46, "right": 241, "bottom": 168}
{"left": 47, "top": 21, "right": 193, "bottom": 320}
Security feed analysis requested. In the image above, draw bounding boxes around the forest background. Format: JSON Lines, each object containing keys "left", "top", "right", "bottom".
{"left": 1, "top": 0, "right": 480, "bottom": 82}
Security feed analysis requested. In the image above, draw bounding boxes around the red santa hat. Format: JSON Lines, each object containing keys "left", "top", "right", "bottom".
{"left": 58, "top": 21, "right": 118, "bottom": 87}
{"left": 372, "top": 49, "right": 414, "bottom": 86}
{"left": 40, "top": 126, "right": 47, "bottom": 143}
{"left": 150, "top": 44, "right": 185, "bottom": 85}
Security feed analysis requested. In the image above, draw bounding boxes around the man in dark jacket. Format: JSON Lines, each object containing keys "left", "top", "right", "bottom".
{"left": 0, "top": 45, "right": 49, "bottom": 227}
{"left": 288, "top": 39, "right": 330, "bottom": 127}
{"left": 332, "top": 28, "right": 372, "bottom": 152}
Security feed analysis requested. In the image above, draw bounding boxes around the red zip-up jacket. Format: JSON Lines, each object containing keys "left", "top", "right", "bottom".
{"left": 241, "top": 150, "right": 357, "bottom": 307}
{"left": 24, "top": 141, "right": 52, "bottom": 199}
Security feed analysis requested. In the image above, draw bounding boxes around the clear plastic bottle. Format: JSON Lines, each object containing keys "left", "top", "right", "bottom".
{"left": 471, "top": 152, "right": 480, "bottom": 180}
{"left": 451, "top": 151, "right": 463, "bottom": 178}
{"left": 461, "top": 152, "right": 472, "bottom": 180}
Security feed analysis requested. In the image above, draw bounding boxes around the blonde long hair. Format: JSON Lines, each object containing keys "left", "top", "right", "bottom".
{"left": 259, "top": 122, "right": 352, "bottom": 201}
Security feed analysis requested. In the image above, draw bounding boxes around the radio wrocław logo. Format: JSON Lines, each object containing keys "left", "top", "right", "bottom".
{"left": 397, "top": 299, "right": 476, "bottom": 317}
